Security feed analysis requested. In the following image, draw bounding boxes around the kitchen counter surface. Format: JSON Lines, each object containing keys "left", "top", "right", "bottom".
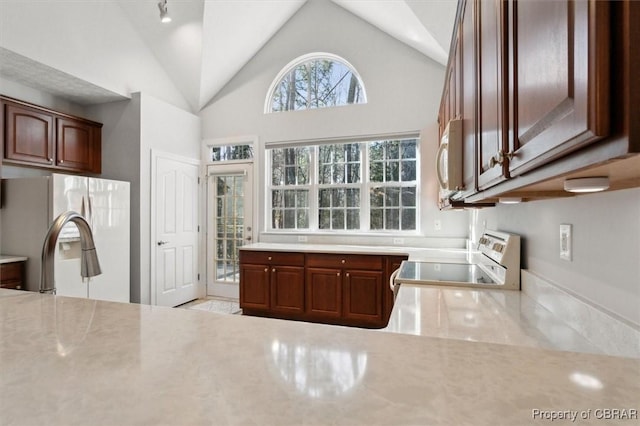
{"left": 1, "top": 289, "right": 638, "bottom": 425}
{"left": 0, "top": 255, "right": 28, "bottom": 264}
{"left": 384, "top": 284, "right": 602, "bottom": 355}
{"left": 241, "top": 242, "right": 471, "bottom": 263}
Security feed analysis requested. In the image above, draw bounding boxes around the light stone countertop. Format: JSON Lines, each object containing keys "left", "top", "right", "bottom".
{"left": 384, "top": 284, "right": 603, "bottom": 355}
{"left": 1, "top": 289, "right": 638, "bottom": 425}
{"left": 240, "top": 242, "right": 472, "bottom": 263}
{"left": 0, "top": 255, "right": 28, "bottom": 264}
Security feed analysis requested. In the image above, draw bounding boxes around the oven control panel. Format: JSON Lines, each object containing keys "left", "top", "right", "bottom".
{"left": 477, "top": 231, "right": 517, "bottom": 266}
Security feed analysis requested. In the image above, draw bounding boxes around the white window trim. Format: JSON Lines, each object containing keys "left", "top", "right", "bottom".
{"left": 264, "top": 52, "right": 368, "bottom": 114}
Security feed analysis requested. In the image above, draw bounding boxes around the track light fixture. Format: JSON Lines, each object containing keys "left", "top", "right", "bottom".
{"left": 158, "top": 0, "right": 171, "bottom": 23}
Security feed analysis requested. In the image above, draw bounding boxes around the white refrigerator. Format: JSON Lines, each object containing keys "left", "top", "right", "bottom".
{"left": 0, "top": 173, "right": 130, "bottom": 302}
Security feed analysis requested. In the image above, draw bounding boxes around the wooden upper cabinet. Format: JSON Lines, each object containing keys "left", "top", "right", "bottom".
{"left": 1, "top": 97, "right": 102, "bottom": 174}
{"left": 4, "top": 102, "right": 55, "bottom": 166}
{"left": 477, "top": 0, "right": 508, "bottom": 190}
{"left": 507, "top": 0, "right": 610, "bottom": 176}
{"left": 56, "top": 118, "right": 99, "bottom": 173}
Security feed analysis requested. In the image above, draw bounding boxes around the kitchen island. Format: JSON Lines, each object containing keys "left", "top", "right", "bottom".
{"left": 1, "top": 289, "right": 638, "bottom": 425}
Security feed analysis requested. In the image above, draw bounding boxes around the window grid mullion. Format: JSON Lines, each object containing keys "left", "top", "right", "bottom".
{"left": 267, "top": 139, "right": 417, "bottom": 233}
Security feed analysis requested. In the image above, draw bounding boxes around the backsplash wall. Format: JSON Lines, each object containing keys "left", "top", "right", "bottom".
{"left": 472, "top": 187, "right": 640, "bottom": 328}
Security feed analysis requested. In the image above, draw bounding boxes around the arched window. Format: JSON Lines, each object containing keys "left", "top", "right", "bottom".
{"left": 266, "top": 53, "right": 367, "bottom": 113}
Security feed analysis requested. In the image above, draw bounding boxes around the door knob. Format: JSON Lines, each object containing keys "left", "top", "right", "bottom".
{"left": 157, "top": 240, "right": 169, "bottom": 246}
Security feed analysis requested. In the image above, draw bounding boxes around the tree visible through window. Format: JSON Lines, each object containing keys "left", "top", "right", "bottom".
{"left": 268, "top": 54, "right": 366, "bottom": 113}
{"left": 267, "top": 139, "right": 418, "bottom": 232}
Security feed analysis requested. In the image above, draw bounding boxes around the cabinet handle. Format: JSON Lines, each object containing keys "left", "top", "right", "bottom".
{"left": 341, "top": 259, "right": 346, "bottom": 264}
{"left": 489, "top": 151, "right": 515, "bottom": 168}
{"left": 264, "top": 268, "right": 268, "bottom": 272}
{"left": 48, "top": 158, "right": 53, "bottom": 163}
{"left": 337, "top": 272, "right": 340, "bottom": 277}
{"left": 60, "top": 160, "right": 64, "bottom": 164}
{"left": 272, "top": 268, "right": 276, "bottom": 273}
{"left": 346, "top": 273, "right": 350, "bottom": 277}
{"left": 268, "top": 256, "right": 272, "bottom": 261}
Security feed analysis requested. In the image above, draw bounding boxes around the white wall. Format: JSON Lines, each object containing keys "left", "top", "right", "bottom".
{"left": 472, "top": 188, "right": 640, "bottom": 328}
{"left": 87, "top": 96, "right": 142, "bottom": 303}
{"left": 200, "top": 0, "right": 469, "bottom": 245}
{"left": 139, "top": 93, "right": 202, "bottom": 305}
{"left": 88, "top": 92, "right": 201, "bottom": 305}
{"left": 0, "top": 0, "right": 190, "bottom": 112}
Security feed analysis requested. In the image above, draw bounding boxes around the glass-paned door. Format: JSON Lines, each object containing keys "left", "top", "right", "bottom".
{"left": 206, "top": 163, "right": 253, "bottom": 299}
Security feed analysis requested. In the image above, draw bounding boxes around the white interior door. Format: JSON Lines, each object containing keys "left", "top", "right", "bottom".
{"left": 154, "top": 154, "right": 200, "bottom": 307}
{"left": 206, "top": 163, "right": 253, "bottom": 299}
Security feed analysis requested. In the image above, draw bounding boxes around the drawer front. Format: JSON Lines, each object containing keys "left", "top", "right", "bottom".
{"left": 306, "top": 253, "right": 383, "bottom": 270}
{"left": 240, "top": 250, "right": 305, "bottom": 266}
{"left": 0, "top": 262, "right": 24, "bottom": 282}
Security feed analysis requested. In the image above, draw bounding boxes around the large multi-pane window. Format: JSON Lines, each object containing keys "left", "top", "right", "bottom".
{"left": 267, "top": 138, "right": 418, "bottom": 232}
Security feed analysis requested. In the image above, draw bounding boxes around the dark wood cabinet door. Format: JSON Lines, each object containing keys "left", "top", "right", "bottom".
{"left": 343, "top": 269, "right": 383, "bottom": 324}
{"left": 460, "top": 0, "right": 477, "bottom": 196}
{"left": 239, "top": 263, "right": 270, "bottom": 310}
{"left": 477, "top": 0, "right": 508, "bottom": 190}
{"left": 270, "top": 266, "right": 305, "bottom": 314}
{"left": 56, "top": 118, "right": 96, "bottom": 172}
{"left": 0, "top": 262, "right": 25, "bottom": 290}
{"left": 305, "top": 267, "right": 342, "bottom": 318}
{"left": 507, "top": 0, "right": 609, "bottom": 176}
{"left": 4, "top": 102, "right": 54, "bottom": 166}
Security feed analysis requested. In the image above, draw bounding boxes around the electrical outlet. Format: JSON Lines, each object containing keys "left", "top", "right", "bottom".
{"left": 297, "top": 235, "right": 308, "bottom": 242}
{"left": 560, "top": 224, "right": 572, "bottom": 261}
{"left": 434, "top": 220, "right": 442, "bottom": 231}
{"left": 392, "top": 238, "right": 405, "bottom": 245}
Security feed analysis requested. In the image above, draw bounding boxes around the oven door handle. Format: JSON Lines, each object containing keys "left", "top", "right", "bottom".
{"left": 389, "top": 267, "right": 401, "bottom": 292}
{"left": 435, "top": 141, "right": 448, "bottom": 190}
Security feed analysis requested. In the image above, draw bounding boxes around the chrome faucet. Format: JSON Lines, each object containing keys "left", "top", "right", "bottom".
{"left": 40, "top": 211, "right": 102, "bottom": 294}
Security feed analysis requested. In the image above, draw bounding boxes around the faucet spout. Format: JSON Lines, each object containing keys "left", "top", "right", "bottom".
{"left": 40, "top": 211, "right": 102, "bottom": 294}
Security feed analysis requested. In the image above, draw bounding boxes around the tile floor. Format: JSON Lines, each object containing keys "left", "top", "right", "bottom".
{"left": 177, "top": 297, "right": 241, "bottom": 315}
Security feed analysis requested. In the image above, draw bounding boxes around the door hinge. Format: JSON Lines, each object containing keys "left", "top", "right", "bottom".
{"left": 197, "top": 273, "right": 200, "bottom": 281}
{"left": 198, "top": 177, "right": 201, "bottom": 184}
{"left": 197, "top": 225, "right": 200, "bottom": 232}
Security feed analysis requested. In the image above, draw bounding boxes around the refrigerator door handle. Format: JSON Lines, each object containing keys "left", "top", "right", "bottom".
{"left": 81, "top": 196, "right": 87, "bottom": 218}
{"left": 88, "top": 196, "right": 93, "bottom": 225}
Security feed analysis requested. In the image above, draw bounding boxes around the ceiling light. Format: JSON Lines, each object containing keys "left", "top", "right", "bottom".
{"left": 158, "top": 0, "right": 171, "bottom": 23}
{"left": 563, "top": 177, "right": 609, "bottom": 193}
{"left": 498, "top": 197, "right": 522, "bottom": 204}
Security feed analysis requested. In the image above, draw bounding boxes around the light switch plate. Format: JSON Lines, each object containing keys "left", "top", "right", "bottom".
{"left": 560, "top": 224, "right": 572, "bottom": 261}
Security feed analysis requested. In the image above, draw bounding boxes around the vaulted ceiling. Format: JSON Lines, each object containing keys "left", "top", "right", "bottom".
{"left": 116, "top": 0, "right": 457, "bottom": 112}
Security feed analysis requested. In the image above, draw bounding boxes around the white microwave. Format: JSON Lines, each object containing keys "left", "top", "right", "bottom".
{"left": 436, "top": 118, "right": 463, "bottom": 195}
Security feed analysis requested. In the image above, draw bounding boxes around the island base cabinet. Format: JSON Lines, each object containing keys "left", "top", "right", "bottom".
{"left": 343, "top": 270, "right": 383, "bottom": 325}
{"left": 305, "top": 267, "right": 342, "bottom": 318}
{"left": 239, "top": 264, "right": 270, "bottom": 311}
{"left": 239, "top": 251, "right": 405, "bottom": 329}
{"left": 271, "top": 266, "right": 305, "bottom": 315}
